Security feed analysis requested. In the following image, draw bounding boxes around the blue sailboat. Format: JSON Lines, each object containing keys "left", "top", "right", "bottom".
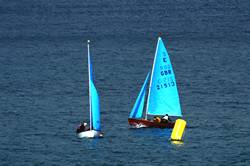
{"left": 128, "top": 37, "right": 182, "bottom": 128}
{"left": 76, "top": 40, "right": 103, "bottom": 138}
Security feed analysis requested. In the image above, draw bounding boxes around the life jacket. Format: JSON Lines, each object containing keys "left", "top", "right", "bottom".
{"left": 153, "top": 116, "right": 161, "bottom": 123}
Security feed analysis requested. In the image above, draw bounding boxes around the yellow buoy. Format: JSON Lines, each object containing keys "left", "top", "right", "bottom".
{"left": 171, "top": 119, "right": 187, "bottom": 141}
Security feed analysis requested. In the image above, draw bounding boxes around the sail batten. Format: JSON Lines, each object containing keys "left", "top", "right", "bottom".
{"left": 147, "top": 37, "right": 182, "bottom": 117}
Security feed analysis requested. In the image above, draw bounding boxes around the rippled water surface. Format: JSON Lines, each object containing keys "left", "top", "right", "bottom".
{"left": 1, "top": 0, "right": 250, "bottom": 165}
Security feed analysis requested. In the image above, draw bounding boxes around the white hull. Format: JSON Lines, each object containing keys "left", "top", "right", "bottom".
{"left": 77, "top": 130, "right": 103, "bottom": 138}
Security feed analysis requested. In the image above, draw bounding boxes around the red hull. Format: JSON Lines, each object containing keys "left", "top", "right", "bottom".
{"left": 128, "top": 118, "right": 175, "bottom": 129}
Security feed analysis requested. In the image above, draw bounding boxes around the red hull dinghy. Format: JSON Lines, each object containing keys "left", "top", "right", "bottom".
{"left": 128, "top": 118, "right": 175, "bottom": 128}
{"left": 128, "top": 37, "right": 183, "bottom": 129}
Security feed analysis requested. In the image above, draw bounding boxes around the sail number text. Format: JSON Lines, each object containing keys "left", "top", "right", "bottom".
{"left": 156, "top": 82, "right": 175, "bottom": 90}
{"left": 156, "top": 76, "right": 175, "bottom": 90}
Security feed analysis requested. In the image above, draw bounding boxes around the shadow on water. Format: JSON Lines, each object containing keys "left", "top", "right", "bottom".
{"left": 171, "top": 140, "right": 184, "bottom": 146}
{"left": 127, "top": 128, "right": 187, "bottom": 150}
{"left": 129, "top": 127, "right": 172, "bottom": 138}
{"left": 76, "top": 137, "right": 105, "bottom": 150}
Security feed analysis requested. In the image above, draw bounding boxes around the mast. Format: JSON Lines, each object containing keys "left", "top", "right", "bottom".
{"left": 87, "top": 40, "right": 92, "bottom": 130}
{"left": 145, "top": 37, "right": 161, "bottom": 120}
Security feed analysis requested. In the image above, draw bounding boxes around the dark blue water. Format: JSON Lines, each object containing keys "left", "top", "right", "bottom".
{"left": 1, "top": 0, "right": 250, "bottom": 165}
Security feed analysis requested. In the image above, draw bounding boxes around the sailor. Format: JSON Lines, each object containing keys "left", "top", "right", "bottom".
{"left": 76, "top": 122, "right": 88, "bottom": 133}
{"left": 161, "top": 114, "right": 171, "bottom": 123}
{"left": 153, "top": 116, "right": 161, "bottom": 123}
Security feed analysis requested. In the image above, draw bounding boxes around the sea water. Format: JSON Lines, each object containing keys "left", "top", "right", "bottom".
{"left": 0, "top": 0, "right": 250, "bottom": 165}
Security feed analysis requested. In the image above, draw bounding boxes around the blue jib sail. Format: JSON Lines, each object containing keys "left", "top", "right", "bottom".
{"left": 147, "top": 37, "right": 182, "bottom": 117}
{"left": 129, "top": 72, "right": 150, "bottom": 119}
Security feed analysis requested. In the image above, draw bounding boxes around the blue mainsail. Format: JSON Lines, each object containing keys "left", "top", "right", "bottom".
{"left": 146, "top": 37, "right": 182, "bottom": 117}
{"left": 129, "top": 72, "right": 150, "bottom": 119}
{"left": 88, "top": 41, "right": 101, "bottom": 131}
{"left": 90, "top": 80, "right": 101, "bottom": 131}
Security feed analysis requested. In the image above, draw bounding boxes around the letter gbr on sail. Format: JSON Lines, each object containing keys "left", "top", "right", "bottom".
{"left": 146, "top": 37, "right": 182, "bottom": 117}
